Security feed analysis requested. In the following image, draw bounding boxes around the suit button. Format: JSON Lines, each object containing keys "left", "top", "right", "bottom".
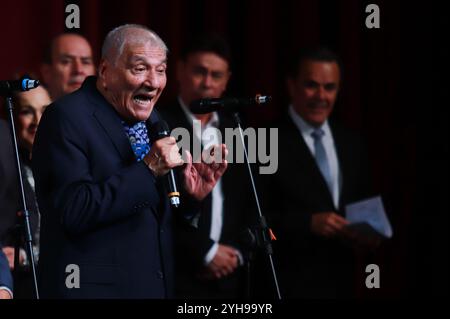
{"left": 157, "top": 271, "right": 164, "bottom": 279}
{"left": 160, "top": 229, "right": 164, "bottom": 234}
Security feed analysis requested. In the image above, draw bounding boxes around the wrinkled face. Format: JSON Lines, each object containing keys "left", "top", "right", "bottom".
{"left": 98, "top": 42, "right": 167, "bottom": 122}
{"left": 177, "top": 51, "right": 230, "bottom": 106}
{"left": 42, "top": 34, "right": 95, "bottom": 99}
{"left": 288, "top": 60, "right": 340, "bottom": 127}
{"left": 15, "top": 87, "right": 51, "bottom": 151}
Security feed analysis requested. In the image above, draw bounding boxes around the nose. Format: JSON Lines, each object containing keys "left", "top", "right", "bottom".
{"left": 71, "top": 59, "right": 84, "bottom": 75}
{"left": 143, "top": 70, "right": 160, "bottom": 89}
{"left": 315, "top": 86, "right": 326, "bottom": 100}
{"left": 35, "top": 111, "right": 42, "bottom": 124}
{"left": 32, "top": 111, "right": 42, "bottom": 126}
{"left": 202, "top": 74, "right": 214, "bottom": 88}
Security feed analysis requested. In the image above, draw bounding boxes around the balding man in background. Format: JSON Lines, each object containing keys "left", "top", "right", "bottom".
{"left": 40, "top": 33, "right": 96, "bottom": 101}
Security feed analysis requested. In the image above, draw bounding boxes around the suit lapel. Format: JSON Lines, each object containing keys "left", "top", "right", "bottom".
{"left": 85, "top": 81, "right": 134, "bottom": 162}
{"left": 145, "top": 108, "right": 162, "bottom": 130}
{"left": 284, "top": 116, "right": 336, "bottom": 209}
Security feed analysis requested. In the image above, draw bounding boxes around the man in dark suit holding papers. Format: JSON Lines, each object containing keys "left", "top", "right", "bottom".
{"left": 261, "top": 47, "right": 375, "bottom": 298}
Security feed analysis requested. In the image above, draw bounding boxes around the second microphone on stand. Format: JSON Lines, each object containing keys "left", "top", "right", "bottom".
{"left": 190, "top": 94, "right": 271, "bottom": 114}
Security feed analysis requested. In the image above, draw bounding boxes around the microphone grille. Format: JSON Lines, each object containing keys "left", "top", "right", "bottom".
{"left": 149, "top": 120, "right": 171, "bottom": 141}
{"left": 21, "top": 78, "right": 40, "bottom": 91}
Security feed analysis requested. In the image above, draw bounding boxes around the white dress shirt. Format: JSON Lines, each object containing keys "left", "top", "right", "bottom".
{"left": 178, "top": 97, "right": 224, "bottom": 264}
{"left": 289, "top": 105, "right": 341, "bottom": 208}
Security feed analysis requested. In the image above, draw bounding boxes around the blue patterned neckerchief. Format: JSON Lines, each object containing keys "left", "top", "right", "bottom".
{"left": 122, "top": 121, "right": 150, "bottom": 162}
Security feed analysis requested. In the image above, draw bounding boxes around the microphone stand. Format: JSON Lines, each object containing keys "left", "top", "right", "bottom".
{"left": 231, "top": 112, "right": 281, "bottom": 300}
{"left": 4, "top": 95, "right": 40, "bottom": 299}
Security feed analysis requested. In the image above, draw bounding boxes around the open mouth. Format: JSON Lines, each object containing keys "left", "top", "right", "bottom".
{"left": 133, "top": 94, "right": 153, "bottom": 106}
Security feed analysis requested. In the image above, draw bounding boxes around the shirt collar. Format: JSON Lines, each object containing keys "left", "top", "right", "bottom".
{"left": 288, "top": 104, "right": 331, "bottom": 137}
{"left": 178, "top": 96, "right": 220, "bottom": 128}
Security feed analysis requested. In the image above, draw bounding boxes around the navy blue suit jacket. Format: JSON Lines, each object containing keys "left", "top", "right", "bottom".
{"left": 32, "top": 77, "right": 175, "bottom": 298}
{"left": 0, "top": 247, "right": 13, "bottom": 291}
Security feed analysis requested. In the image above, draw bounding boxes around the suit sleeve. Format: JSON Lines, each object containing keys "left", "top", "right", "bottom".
{"left": 0, "top": 247, "right": 13, "bottom": 292}
{"left": 33, "top": 105, "right": 160, "bottom": 235}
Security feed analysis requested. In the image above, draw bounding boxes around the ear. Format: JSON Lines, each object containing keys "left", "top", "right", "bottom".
{"left": 97, "top": 59, "right": 108, "bottom": 84}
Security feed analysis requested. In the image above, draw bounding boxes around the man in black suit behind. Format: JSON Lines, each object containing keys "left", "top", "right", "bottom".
{"left": 261, "top": 48, "right": 374, "bottom": 298}
{"left": 158, "top": 34, "right": 250, "bottom": 298}
{"left": 0, "top": 119, "right": 20, "bottom": 246}
{"left": 32, "top": 24, "right": 228, "bottom": 299}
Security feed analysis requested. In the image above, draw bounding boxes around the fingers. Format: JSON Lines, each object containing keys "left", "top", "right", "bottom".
{"left": 311, "top": 212, "right": 350, "bottom": 238}
{"left": 214, "top": 159, "right": 228, "bottom": 180}
{"left": 182, "top": 149, "right": 192, "bottom": 172}
{"left": 0, "top": 290, "right": 12, "bottom": 299}
{"left": 207, "top": 245, "right": 239, "bottom": 279}
{"left": 184, "top": 150, "right": 193, "bottom": 170}
{"left": 182, "top": 150, "right": 195, "bottom": 187}
{"left": 220, "top": 144, "right": 229, "bottom": 159}
{"left": 201, "top": 144, "right": 228, "bottom": 165}
{"left": 158, "top": 137, "right": 183, "bottom": 167}
{"left": 212, "top": 255, "right": 238, "bottom": 278}
{"left": 214, "top": 144, "right": 228, "bottom": 177}
{"left": 328, "top": 214, "right": 349, "bottom": 233}
{"left": 217, "top": 245, "right": 239, "bottom": 275}
{"left": 220, "top": 244, "right": 238, "bottom": 257}
{"left": 219, "top": 258, "right": 237, "bottom": 276}
{"left": 332, "top": 214, "right": 349, "bottom": 227}
{"left": 199, "top": 144, "right": 229, "bottom": 180}
{"left": 144, "top": 137, "right": 183, "bottom": 176}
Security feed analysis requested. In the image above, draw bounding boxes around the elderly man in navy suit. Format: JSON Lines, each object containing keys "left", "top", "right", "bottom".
{"left": 32, "top": 24, "right": 228, "bottom": 299}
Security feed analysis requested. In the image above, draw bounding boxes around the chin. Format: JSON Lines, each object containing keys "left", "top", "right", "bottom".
{"left": 305, "top": 116, "right": 326, "bottom": 127}
{"left": 135, "top": 108, "right": 154, "bottom": 121}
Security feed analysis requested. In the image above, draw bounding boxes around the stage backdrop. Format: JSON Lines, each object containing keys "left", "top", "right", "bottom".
{"left": 0, "top": 0, "right": 440, "bottom": 298}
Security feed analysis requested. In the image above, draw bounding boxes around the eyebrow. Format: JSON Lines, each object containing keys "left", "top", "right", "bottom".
{"left": 19, "top": 105, "right": 34, "bottom": 110}
{"left": 130, "top": 55, "right": 167, "bottom": 65}
{"left": 306, "top": 80, "right": 337, "bottom": 86}
{"left": 59, "top": 54, "right": 93, "bottom": 60}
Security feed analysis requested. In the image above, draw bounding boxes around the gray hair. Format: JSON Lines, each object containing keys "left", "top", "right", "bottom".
{"left": 101, "top": 24, "right": 168, "bottom": 64}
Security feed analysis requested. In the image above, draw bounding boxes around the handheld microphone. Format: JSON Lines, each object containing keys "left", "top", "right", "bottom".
{"left": 0, "top": 78, "right": 40, "bottom": 95}
{"left": 149, "top": 120, "right": 180, "bottom": 208}
{"left": 190, "top": 94, "right": 272, "bottom": 114}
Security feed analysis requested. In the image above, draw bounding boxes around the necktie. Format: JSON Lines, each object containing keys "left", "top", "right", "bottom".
{"left": 122, "top": 121, "right": 150, "bottom": 161}
{"left": 311, "top": 128, "right": 333, "bottom": 194}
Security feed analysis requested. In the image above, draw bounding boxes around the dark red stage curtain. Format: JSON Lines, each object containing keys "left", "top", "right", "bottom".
{"left": 0, "top": 0, "right": 438, "bottom": 298}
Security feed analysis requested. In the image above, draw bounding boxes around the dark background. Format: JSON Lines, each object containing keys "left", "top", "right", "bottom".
{"left": 0, "top": 0, "right": 446, "bottom": 298}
